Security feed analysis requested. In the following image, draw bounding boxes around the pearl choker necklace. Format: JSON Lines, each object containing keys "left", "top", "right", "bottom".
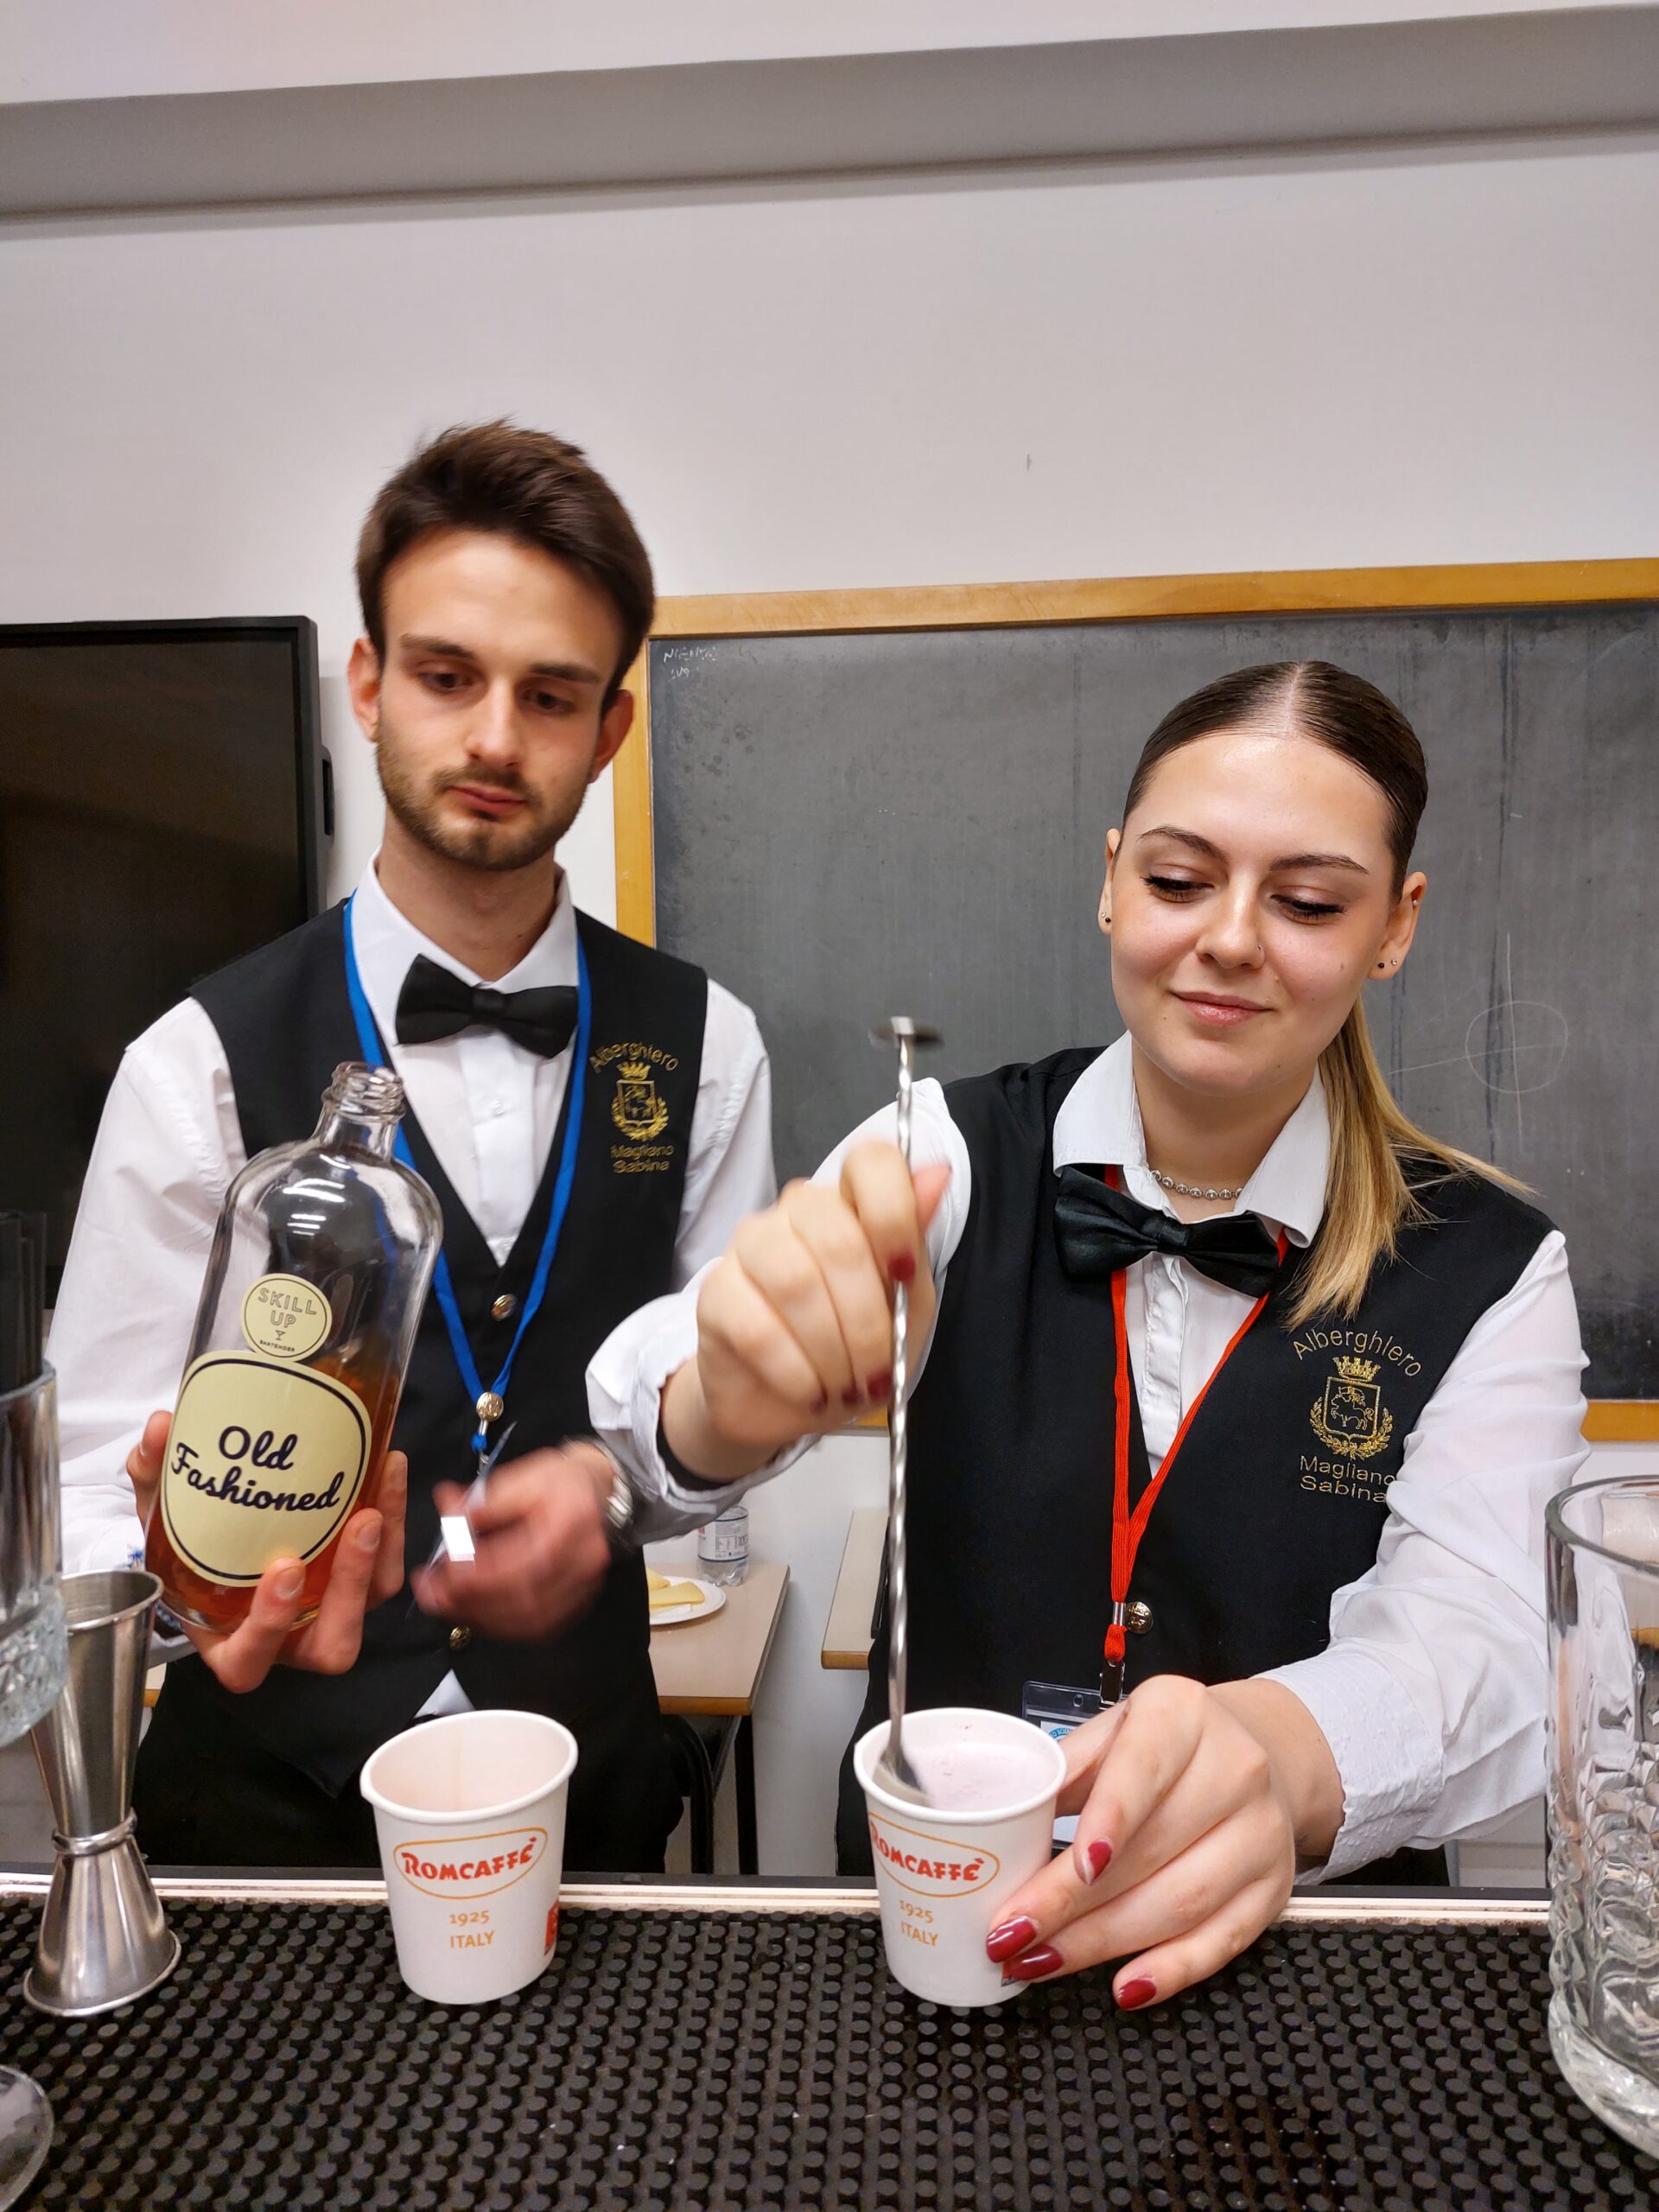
{"left": 1151, "top": 1167, "right": 1243, "bottom": 1202}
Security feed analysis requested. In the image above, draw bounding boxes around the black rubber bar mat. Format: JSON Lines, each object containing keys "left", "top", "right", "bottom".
{"left": 0, "top": 1899, "right": 1652, "bottom": 2209}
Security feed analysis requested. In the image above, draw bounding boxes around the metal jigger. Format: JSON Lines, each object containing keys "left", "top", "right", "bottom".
{"left": 24, "top": 1570, "right": 181, "bottom": 2017}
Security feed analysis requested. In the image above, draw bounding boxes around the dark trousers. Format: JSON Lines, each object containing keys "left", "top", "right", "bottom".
{"left": 135, "top": 1660, "right": 680, "bottom": 1875}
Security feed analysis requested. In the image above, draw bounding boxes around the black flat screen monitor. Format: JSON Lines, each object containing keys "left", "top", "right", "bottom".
{"left": 0, "top": 618, "right": 327, "bottom": 1294}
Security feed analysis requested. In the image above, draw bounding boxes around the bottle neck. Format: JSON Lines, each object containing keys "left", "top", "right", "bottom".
{"left": 314, "top": 1064, "right": 405, "bottom": 1159}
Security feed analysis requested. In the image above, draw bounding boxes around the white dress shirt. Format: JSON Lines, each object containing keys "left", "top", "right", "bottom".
{"left": 53, "top": 858, "right": 778, "bottom": 1656}
{"left": 591, "top": 1033, "right": 1589, "bottom": 1878}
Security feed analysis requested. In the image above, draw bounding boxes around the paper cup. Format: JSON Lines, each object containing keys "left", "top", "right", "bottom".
{"left": 855, "top": 1706, "right": 1068, "bottom": 2008}
{"left": 360, "top": 1709, "right": 577, "bottom": 2005}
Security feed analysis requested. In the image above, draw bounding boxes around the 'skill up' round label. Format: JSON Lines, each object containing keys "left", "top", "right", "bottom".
{"left": 159, "top": 1351, "right": 372, "bottom": 1586}
{"left": 240, "top": 1273, "right": 332, "bottom": 1360}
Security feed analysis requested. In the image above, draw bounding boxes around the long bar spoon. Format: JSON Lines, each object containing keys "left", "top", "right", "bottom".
{"left": 870, "top": 1016, "right": 942, "bottom": 1806}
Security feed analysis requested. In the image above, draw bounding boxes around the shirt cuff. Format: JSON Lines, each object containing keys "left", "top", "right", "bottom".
{"left": 594, "top": 1291, "right": 805, "bottom": 1541}
{"left": 1257, "top": 1643, "right": 1446, "bottom": 1883}
{"left": 66, "top": 1513, "right": 154, "bottom": 1580}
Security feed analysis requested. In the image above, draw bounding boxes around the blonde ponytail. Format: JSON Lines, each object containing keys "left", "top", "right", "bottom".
{"left": 1292, "top": 999, "right": 1522, "bottom": 1326}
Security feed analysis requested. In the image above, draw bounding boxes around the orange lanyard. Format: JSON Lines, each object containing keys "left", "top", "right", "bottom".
{"left": 1101, "top": 1179, "right": 1287, "bottom": 1702}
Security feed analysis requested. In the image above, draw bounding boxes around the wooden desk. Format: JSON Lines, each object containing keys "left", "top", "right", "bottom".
{"left": 821, "top": 1508, "right": 883, "bottom": 1670}
{"left": 650, "top": 1560, "right": 789, "bottom": 1874}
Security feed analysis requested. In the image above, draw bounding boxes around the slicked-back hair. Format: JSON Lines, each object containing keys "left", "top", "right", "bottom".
{"left": 1120, "top": 659, "right": 1517, "bottom": 1324}
{"left": 1124, "top": 660, "right": 1427, "bottom": 893}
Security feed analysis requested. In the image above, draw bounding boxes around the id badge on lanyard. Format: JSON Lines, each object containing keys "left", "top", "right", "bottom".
{"left": 1021, "top": 1679, "right": 1105, "bottom": 1742}
{"left": 1020, "top": 1681, "right": 1104, "bottom": 1847}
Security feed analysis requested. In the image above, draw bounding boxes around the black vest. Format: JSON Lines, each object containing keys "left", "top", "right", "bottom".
{"left": 841, "top": 1049, "right": 1554, "bottom": 1870}
{"left": 168, "top": 900, "right": 707, "bottom": 1848}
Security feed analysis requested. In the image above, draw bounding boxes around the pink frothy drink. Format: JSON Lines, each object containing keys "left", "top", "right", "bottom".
{"left": 906, "top": 1739, "right": 1055, "bottom": 1812}
{"left": 855, "top": 1706, "right": 1067, "bottom": 2007}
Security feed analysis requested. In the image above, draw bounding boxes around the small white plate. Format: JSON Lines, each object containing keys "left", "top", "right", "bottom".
{"left": 647, "top": 1575, "right": 728, "bottom": 1628}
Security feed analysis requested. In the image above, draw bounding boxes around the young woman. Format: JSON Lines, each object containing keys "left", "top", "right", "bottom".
{"left": 593, "top": 659, "right": 1586, "bottom": 2008}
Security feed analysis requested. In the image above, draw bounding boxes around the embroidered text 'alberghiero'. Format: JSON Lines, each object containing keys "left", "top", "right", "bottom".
{"left": 590, "top": 1041, "right": 680, "bottom": 1073}
{"left": 1291, "top": 1324, "right": 1421, "bottom": 1378}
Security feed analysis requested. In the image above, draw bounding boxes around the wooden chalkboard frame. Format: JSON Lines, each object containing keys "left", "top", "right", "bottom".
{"left": 613, "top": 557, "right": 1659, "bottom": 1440}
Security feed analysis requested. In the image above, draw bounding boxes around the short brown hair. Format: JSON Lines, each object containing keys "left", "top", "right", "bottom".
{"left": 355, "top": 421, "right": 655, "bottom": 703}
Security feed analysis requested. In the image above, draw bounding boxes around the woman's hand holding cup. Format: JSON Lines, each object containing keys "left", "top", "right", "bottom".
{"left": 663, "top": 1141, "right": 951, "bottom": 1482}
{"left": 984, "top": 1675, "right": 1343, "bottom": 2007}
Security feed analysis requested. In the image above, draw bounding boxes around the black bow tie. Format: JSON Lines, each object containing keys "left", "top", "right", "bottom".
{"left": 1052, "top": 1166, "right": 1282, "bottom": 1298}
{"left": 394, "top": 955, "right": 578, "bottom": 1059}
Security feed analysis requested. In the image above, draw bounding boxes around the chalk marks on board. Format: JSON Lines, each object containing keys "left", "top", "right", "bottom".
{"left": 1394, "top": 934, "right": 1568, "bottom": 1163}
{"left": 1473, "top": 935, "right": 1567, "bottom": 1152}
{"left": 1464, "top": 1000, "right": 1570, "bottom": 1096}
{"left": 1398, "top": 1003, "right": 1571, "bottom": 1090}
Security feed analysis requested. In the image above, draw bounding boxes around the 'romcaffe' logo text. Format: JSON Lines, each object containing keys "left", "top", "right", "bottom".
{"left": 868, "top": 1815, "right": 1001, "bottom": 1897}
{"left": 395, "top": 1827, "right": 548, "bottom": 1900}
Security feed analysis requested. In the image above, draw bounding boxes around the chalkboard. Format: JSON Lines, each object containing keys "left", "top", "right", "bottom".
{"left": 646, "top": 587, "right": 1659, "bottom": 1399}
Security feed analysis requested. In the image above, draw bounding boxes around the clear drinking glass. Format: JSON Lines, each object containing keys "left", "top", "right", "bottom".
{"left": 1547, "top": 1472, "right": 1659, "bottom": 2158}
{"left": 0, "top": 1367, "right": 68, "bottom": 2203}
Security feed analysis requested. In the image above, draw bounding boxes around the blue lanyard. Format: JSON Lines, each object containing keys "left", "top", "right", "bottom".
{"left": 343, "top": 893, "right": 591, "bottom": 1452}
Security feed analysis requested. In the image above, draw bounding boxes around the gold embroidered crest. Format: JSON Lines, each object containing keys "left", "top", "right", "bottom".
{"left": 1309, "top": 1354, "right": 1395, "bottom": 1460}
{"left": 611, "top": 1058, "right": 670, "bottom": 1144}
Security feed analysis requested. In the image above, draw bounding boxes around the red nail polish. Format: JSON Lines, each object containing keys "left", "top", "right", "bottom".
{"left": 985, "top": 1916, "right": 1036, "bottom": 1962}
{"left": 841, "top": 1386, "right": 862, "bottom": 1408}
{"left": 812, "top": 1390, "right": 829, "bottom": 1414}
{"left": 1116, "top": 1976, "right": 1156, "bottom": 2010}
{"left": 1084, "top": 1840, "right": 1113, "bottom": 1883}
{"left": 868, "top": 1371, "right": 893, "bottom": 1402}
{"left": 889, "top": 1252, "right": 916, "bottom": 1285}
{"left": 1002, "top": 1945, "right": 1063, "bottom": 1983}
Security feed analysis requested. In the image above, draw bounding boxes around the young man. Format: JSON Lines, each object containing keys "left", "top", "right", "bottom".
{"left": 54, "top": 423, "right": 773, "bottom": 1872}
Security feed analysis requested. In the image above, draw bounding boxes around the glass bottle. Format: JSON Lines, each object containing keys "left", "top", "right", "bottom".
{"left": 697, "top": 1504, "right": 749, "bottom": 1587}
{"left": 145, "top": 1063, "right": 442, "bottom": 1635}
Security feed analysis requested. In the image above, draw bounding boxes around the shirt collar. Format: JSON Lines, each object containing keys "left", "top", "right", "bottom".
{"left": 350, "top": 855, "right": 577, "bottom": 1044}
{"left": 1050, "top": 1033, "right": 1329, "bottom": 1249}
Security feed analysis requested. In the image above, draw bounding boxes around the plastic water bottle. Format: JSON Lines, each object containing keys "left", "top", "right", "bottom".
{"left": 697, "top": 1505, "right": 749, "bottom": 1587}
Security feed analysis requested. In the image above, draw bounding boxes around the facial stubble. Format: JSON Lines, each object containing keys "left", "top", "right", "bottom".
{"left": 374, "top": 713, "right": 589, "bottom": 875}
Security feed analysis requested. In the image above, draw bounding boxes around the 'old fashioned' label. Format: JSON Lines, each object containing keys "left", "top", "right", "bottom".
{"left": 159, "top": 1351, "right": 372, "bottom": 1586}
{"left": 241, "top": 1273, "right": 331, "bottom": 1360}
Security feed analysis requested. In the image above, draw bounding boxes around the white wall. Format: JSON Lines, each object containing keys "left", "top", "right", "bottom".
{"left": 4, "top": 133, "right": 1655, "bottom": 1870}
{"left": 4, "top": 2, "right": 1626, "bottom": 105}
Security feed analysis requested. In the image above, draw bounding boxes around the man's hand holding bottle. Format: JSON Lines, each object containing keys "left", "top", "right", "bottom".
{"left": 126, "top": 1409, "right": 408, "bottom": 1690}
{"left": 128, "top": 1413, "right": 620, "bottom": 1688}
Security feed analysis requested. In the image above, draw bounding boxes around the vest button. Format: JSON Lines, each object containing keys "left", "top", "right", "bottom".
{"left": 491, "top": 1293, "right": 518, "bottom": 1322}
{"left": 1125, "top": 1600, "right": 1154, "bottom": 1636}
{"left": 448, "top": 1625, "right": 473, "bottom": 1651}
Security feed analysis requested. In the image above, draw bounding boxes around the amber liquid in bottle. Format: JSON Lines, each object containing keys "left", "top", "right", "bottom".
{"left": 146, "top": 1065, "right": 442, "bottom": 1635}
